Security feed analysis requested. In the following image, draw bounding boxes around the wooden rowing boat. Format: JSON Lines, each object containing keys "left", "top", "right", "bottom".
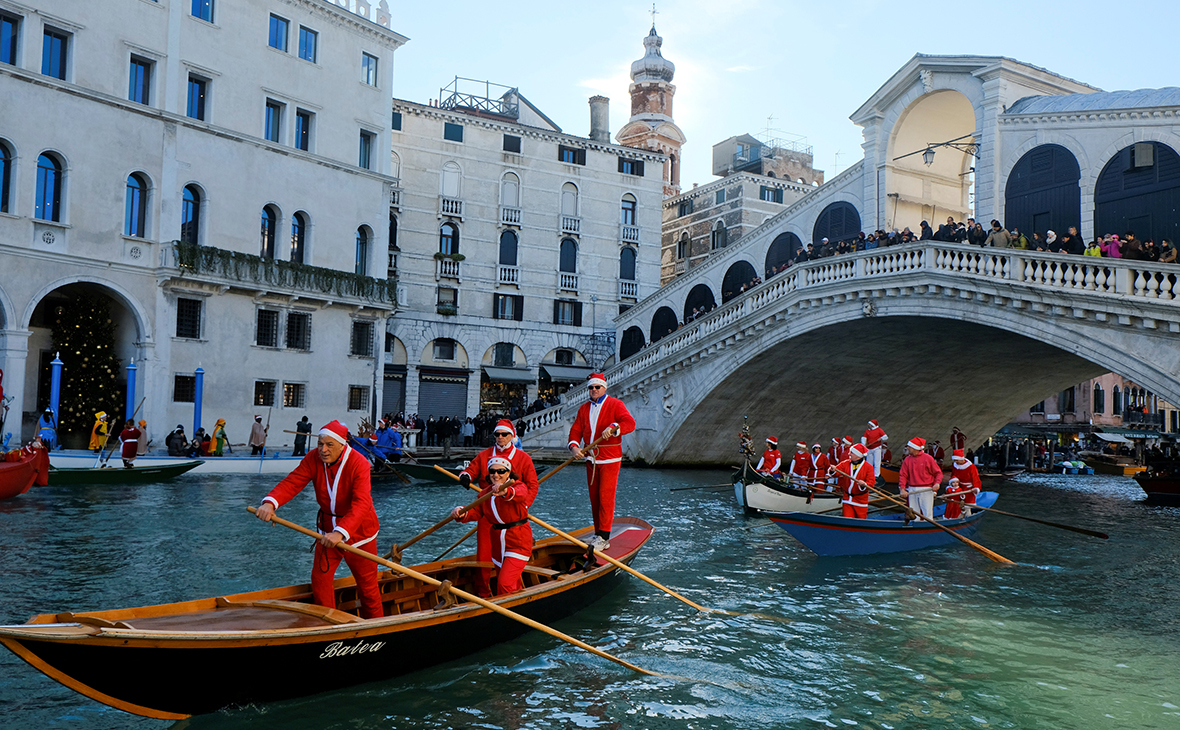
{"left": 731, "top": 462, "right": 840, "bottom": 513}
{"left": 1134, "top": 461, "right": 1180, "bottom": 504}
{"left": 0, "top": 516, "right": 653, "bottom": 720}
{"left": 766, "top": 491, "right": 998, "bottom": 556}
{"left": 0, "top": 447, "right": 49, "bottom": 500}
{"left": 48, "top": 460, "right": 203, "bottom": 485}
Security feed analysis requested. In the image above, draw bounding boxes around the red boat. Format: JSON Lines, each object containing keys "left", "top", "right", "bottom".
{"left": 0, "top": 445, "right": 49, "bottom": 500}
{"left": 1135, "top": 461, "right": 1180, "bottom": 504}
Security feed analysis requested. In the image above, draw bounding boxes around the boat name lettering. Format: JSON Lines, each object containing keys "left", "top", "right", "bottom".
{"left": 319, "top": 639, "right": 386, "bottom": 659}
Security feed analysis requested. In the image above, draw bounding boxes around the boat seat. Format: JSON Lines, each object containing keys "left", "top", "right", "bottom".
{"left": 521, "top": 565, "right": 561, "bottom": 577}
{"left": 213, "top": 597, "right": 364, "bottom": 624}
{"left": 58, "top": 613, "right": 134, "bottom": 630}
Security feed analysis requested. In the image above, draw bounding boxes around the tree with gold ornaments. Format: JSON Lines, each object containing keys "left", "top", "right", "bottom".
{"left": 50, "top": 294, "right": 125, "bottom": 444}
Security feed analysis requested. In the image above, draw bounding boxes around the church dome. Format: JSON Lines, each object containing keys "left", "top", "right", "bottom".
{"left": 630, "top": 26, "right": 675, "bottom": 83}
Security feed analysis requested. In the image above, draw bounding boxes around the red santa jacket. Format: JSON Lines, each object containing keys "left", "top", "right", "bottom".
{"left": 119, "top": 427, "right": 141, "bottom": 459}
{"left": 831, "top": 458, "right": 874, "bottom": 505}
{"left": 787, "top": 451, "right": 810, "bottom": 480}
{"left": 568, "top": 395, "right": 636, "bottom": 465}
{"left": 808, "top": 452, "right": 830, "bottom": 483}
{"left": 263, "top": 446, "right": 379, "bottom": 548}
{"left": 943, "top": 481, "right": 966, "bottom": 519}
{"left": 950, "top": 460, "right": 981, "bottom": 504}
{"left": 456, "top": 476, "right": 538, "bottom": 566}
{"left": 863, "top": 426, "right": 887, "bottom": 450}
{"left": 461, "top": 443, "right": 540, "bottom": 495}
{"left": 756, "top": 449, "right": 782, "bottom": 474}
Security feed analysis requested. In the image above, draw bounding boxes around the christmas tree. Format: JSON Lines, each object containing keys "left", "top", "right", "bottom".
{"left": 51, "top": 294, "right": 125, "bottom": 445}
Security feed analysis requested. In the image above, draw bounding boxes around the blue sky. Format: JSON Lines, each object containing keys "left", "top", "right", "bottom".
{"left": 385, "top": 0, "right": 1178, "bottom": 188}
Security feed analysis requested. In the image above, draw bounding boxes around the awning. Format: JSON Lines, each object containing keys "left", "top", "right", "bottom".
{"left": 540, "top": 365, "right": 594, "bottom": 383}
{"left": 1099, "top": 427, "right": 1163, "bottom": 439}
{"left": 482, "top": 366, "right": 534, "bottom": 384}
{"left": 1095, "top": 432, "right": 1133, "bottom": 444}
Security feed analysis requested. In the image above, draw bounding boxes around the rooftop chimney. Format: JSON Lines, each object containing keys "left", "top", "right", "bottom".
{"left": 589, "top": 96, "right": 610, "bottom": 144}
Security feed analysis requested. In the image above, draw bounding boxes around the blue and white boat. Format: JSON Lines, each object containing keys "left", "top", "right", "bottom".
{"left": 766, "top": 491, "right": 999, "bottom": 556}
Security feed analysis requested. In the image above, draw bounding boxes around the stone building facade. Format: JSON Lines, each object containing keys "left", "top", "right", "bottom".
{"left": 0, "top": 0, "right": 405, "bottom": 445}
{"left": 614, "top": 26, "right": 684, "bottom": 199}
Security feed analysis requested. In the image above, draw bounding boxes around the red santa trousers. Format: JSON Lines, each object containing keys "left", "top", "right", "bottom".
{"left": 313, "top": 539, "right": 383, "bottom": 619}
{"left": 585, "top": 460, "right": 622, "bottom": 534}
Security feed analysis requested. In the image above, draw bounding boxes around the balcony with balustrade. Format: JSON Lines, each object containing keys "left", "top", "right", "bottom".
{"left": 498, "top": 265, "right": 520, "bottom": 287}
{"left": 620, "top": 224, "right": 641, "bottom": 244}
{"left": 557, "top": 271, "right": 578, "bottom": 293}
{"left": 560, "top": 215, "right": 581, "bottom": 236}
{"left": 618, "top": 279, "right": 638, "bottom": 299}
{"left": 436, "top": 257, "right": 461, "bottom": 281}
{"left": 389, "top": 181, "right": 402, "bottom": 210}
{"left": 440, "top": 197, "right": 463, "bottom": 219}
{"left": 500, "top": 206, "right": 522, "bottom": 226}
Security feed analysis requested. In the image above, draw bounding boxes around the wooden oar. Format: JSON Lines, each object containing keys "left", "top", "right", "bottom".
{"left": 834, "top": 468, "right": 1014, "bottom": 565}
{"left": 669, "top": 483, "right": 732, "bottom": 492}
{"left": 246, "top": 506, "right": 671, "bottom": 678}
{"left": 935, "top": 495, "right": 1108, "bottom": 539}
{"left": 433, "top": 525, "right": 478, "bottom": 561}
{"left": 383, "top": 490, "right": 494, "bottom": 561}
{"left": 435, "top": 464, "right": 788, "bottom": 622}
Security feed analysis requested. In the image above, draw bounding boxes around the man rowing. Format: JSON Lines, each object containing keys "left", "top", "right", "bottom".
{"left": 898, "top": 436, "right": 943, "bottom": 518}
{"left": 755, "top": 437, "right": 782, "bottom": 477}
{"left": 568, "top": 374, "right": 635, "bottom": 551}
{"left": 452, "top": 455, "right": 537, "bottom": 596}
{"left": 829, "top": 443, "right": 874, "bottom": 517}
{"left": 862, "top": 419, "right": 887, "bottom": 478}
{"left": 787, "top": 440, "right": 810, "bottom": 487}
{"left": 254, "top": 420, "right": 383, "bottom": 618}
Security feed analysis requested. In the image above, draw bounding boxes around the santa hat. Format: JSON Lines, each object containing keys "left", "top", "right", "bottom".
{"left": 812, "top": 443, "right": 822, "bottom": 450}
{"left": 766, "top": 437, "right": 778, "bottom": 447}
{"left": 949, "top": 477, "right": 961, "bottom": 485}
{"left": 319, "top": 420, "right": 350, "bottom": 445}
{"left": 952, "top": 448, "right": 965, "bottom": 458}
{"left": 487, "top": 455, "right": 512, "bottom": 471}
{"left": 796, "top": 440, "right": 807, "bottom": 450}
{"left": 842, "top": 435, "right": 853, "bottom": 445}
{"left": 493, "top": 419, "right": 516, "bottom": 436}
{"left": 254, "top": 415, "right": 262, "bottom": 421}
{"left": 868, "top": 419, "right": 878, "bottom": 428}
{"left": 587, "top": 373, "right": 607, "bottom": 388}
{"left": 849, "top": 443, "right": 868, "bottom": 459}
{"left": 907, "top": 436, "right": 926, "bottom": 450}
{"left": 831, "top": 437, "right": 839, "bottom": 444}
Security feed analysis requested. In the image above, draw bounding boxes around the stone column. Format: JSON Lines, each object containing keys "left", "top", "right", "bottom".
{"left": 0, "top": 329, "right": 32, "bottom": 442}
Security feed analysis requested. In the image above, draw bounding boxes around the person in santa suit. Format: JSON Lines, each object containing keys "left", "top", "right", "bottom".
{"left": 839, "top": 436, "right": 853, "bottom": 463}
{"left": 808, "top": 443, "right": 830, "bottom": 491}
{"left": 829, "top": 442, "right": 875, "bottom": 517}
{"left": 827, "top": 437, "right": 841, "bottom": 466}
{"left": 881, "top": 436, "right": 893, "bottom": 466}
{"left": 929, "top": 440, "right": 946, "bottom": 465}
{"left": 568, "top": 373, "right": 636, "bottom": 551}
{"left": 950, "top": 427, "right": 966, "bottom": 453}
{"left": 459, "top": 419, "right": 540, "bottom": 597}
{"left": 942, "top": 477, "right": 966, "bottom": 520}
{"left": 255, "top": 420, "right": 383, "bottom": 619}
{"left": 898, "top": 436, "right": 943, "bottom": 518}
{"left": 452, "top": 455, "right": 537, "bottom": 595}
{"left": 787, "top": 441, "right": 810, "bottom": 486}
{"left": 862, "top": 419, "right": 888, "bottom": 477}
{"left": 949, "top": 448, "right": 981, "bottom": 516}
{"left": 118, "top": 419, "right": 141, "bottom": 468}
{"left": 756, "top": 437, "right": 782, "bottom": 476}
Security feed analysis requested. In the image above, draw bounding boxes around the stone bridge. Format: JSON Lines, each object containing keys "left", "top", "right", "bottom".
{"left": 528, "top": 243, "right": 1180, "bottom": 465}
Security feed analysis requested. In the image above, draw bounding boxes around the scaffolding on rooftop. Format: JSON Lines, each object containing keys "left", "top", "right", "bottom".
{"left": 438, "top": 77, "right": 520, "bottom": 119}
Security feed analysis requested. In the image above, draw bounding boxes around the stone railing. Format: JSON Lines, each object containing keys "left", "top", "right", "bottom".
{"left": 619, "top": 280, "right": 638, "bottom": 299}
{"left": 500, "top": 206, "right": 521, "bottom": 226}
{"left": 522, "top": 402, "right": 567, "bottom": 437}
{"left": 620, "top": 224, "right": 641, "bottom": 244}
{"left": 560, "top": 215, "right": 581, "bottom": 235}
{"left": 168, "top": 241, "right": 396, "bottom": 305}
{"left": 498, "top": 265, "right": 519, "bottom": 286}
{"left": 558, "top": 272, "right": 578, "bottom": 292}
{"left": 436, "top": 258, "right": 461, "bottom": 280}
{"left": 440, "top": 197, "right": 463, "bottom": 218}
{"left": 612, "top": 241, "right": 1180, "bottom": 383}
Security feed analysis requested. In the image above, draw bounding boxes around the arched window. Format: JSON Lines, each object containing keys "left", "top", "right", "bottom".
{"left": 619, "top": 247, "right": 636, "bottom": 280}
{"left": 620, "top": 193, "right": 637, "bottom": 226}
{"left": 500, "top": 172, "right": 520, "bottom": 208}
{"left": 389, "top": 150, "right": 401, "bottom": 179}
{"left": 1093, "top": 384, "right": 1105, "bottom": 415}
{"left": 499, "top": 229, "right": 518, "bottom": 266}
{"left": 388, "top": 213, "right": 398, "bottom": 250}
{"left": 561, "top": 182, "right": 578, "bottom": 217}
{"left": 765, "top": 231, "right": 801, "bottom": 277}
{"left": 439, "top": 222, "right": 459, "bottom": 255}
{"left": 441, "top": 161, "right": 461, "bottom": 198}
{"left": 124, "top": 173, "right": 149, "bottom": 238}
{"left": 0, "top": 140, "right": 12, "bottom": 214}
{"left": 290, "top": 211, "right": 307, "bottom": 263}
{"left": 355, "top": 227, "right": 369, "bottom": 275}
{"left": 260, "top": 205, "right": 279, "bottom": 259}
{"left": 620, "top": 326, "right": 645, "bottom": 360}
{"left": 711, "top": 220, "right": 727, "bottom": 250}
{"left": 1113, "top": 386, "right": 1122, "bottom": 414}
{"left": 181, "top": 185, "right": 202, "bottom": 244}
{"left": 676, "top": 232, "right": 688, "bottom": 259}
{"left": 812, "top": 201, "right": 861, "bottom": 245}
{"left": 35, "top": 152, "right": 63, "bottom": 221}
{"left": 559, "top": 238, "right": 577, "bottom": 273}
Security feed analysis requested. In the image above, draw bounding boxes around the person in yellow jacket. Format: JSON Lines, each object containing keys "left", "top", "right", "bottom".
{"left": 89, "top": 411, "right": 110, "bottom": 451}
{"left": 213, "top": 418, "right": 228, "bottom": 456}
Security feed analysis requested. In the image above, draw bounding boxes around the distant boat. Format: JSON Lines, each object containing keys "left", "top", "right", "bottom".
{"left": 48, "top": 460, "right": 203, "bottom": 486}
{"left": 766, "top": 491, "right": 999, "bottom": 557}
{"left": 0, "top": 447, "right": 49, "bottom": 500}
{"left": 50, "top": 450, "right": 301, "bottom": 474}
{"left": 1134, "top": 461, "right": 1180, "bottom": 504}
{"left": 731, "top": 462, "right": 840, "bottom": 513}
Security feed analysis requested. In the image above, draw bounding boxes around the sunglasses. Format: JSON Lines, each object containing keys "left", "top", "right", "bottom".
{"left": 588, "top": 385, "right": 605, "bottom": 390}
{"left": 494, "top": 431, "right": 513, "bottom": 437}
{"left": 488, "top": 469, "right": 509, "bottom": 475}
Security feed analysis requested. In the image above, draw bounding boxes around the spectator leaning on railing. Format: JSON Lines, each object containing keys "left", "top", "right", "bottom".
{"left": 983, "top": 220, "right": 1011, "bottom": 247}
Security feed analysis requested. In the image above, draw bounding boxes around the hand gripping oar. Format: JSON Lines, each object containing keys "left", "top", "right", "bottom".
{"left": 433, "top": 464, "right": 790, "bottom": 622}
{"left": 834, "top": 468, "right": 1015, "bottom": 565}
{"left": 935, "top": 495, "right": 1108, "bottom": 539}
{"left": 246, "top": 506, "right": 672, "bottom": 679}
{"left": 383, "top": 490, "right": 494, "bottom": 562}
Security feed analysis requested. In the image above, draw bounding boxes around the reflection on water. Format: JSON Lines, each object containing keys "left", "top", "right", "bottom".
{"left": 1, "top": 468, "right": 1178, "bottom": 729}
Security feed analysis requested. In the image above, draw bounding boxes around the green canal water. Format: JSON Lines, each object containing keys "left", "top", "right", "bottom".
{"left": 0, "top": 467, "right": 1177, "bottom": 729}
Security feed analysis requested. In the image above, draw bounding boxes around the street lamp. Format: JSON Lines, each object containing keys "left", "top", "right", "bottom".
{"left": 922, "top": 147, "right": 937, "bottom": 166}
{"left": 894, "top": 134, "right": 981, "bottom": 165}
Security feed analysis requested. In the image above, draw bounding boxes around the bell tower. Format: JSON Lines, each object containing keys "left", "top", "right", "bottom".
{"left": 615, "top": 24, "right": 685, "bottom": 198}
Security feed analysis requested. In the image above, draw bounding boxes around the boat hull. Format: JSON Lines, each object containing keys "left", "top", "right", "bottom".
{"left": 0, "top": 518, "right": 652, "bottom": 720}
{"left": 48, "top": 460, "right": 203, "bottom": 485}
{"left": 50, "top": 450, "right": 301, "bottom": 474}
{"left": 732, "top": 467, "right": 840, "bottom": 514}
{"left": 1088, "top": 460, "right": 1146, "bottom": 477}
{"left": 768, "top": 491, "right": 998, "bottom": 556}
{"left": 1134, "top": 462, "right": 1180, "bottom": 503}
{"left": 0, "top": 448, "right": 49, "bottom": 500}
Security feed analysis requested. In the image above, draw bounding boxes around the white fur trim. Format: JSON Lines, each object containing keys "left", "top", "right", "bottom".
{"left": 262, "top": 496, "right": 280, "bottom": 509}
{"left": 319, "top": 427, "right": 348, "bottom": 445}
{"left": 588, "top": 376, "right": 607, "bottom": 387}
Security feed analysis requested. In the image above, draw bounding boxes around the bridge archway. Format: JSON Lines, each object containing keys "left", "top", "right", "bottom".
{"left": 620, "top": 326, "right": 645, "bottom": 361}
{"left": 650, "top": 306, "right": 678, "bottom": 343}
{"left": 765, "top": 232, "right": 800, "bottom": 277}
{"left": 1004, "top": 144, "right": 1081, "bottom": 239}
{"left": 721, "top": 260, "right": 757, "bottom": 303}
{"left": 812, "top": 202, "right": 862, "bottom": 245}
{"left": 683, "top": 284, "right": 716, "bottom": 321}
{"left": 1094, "top": 141, "right": 1180, "bottom": 245}
{"left": 886, "top": 89, "right": 978, "bottom": 230}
